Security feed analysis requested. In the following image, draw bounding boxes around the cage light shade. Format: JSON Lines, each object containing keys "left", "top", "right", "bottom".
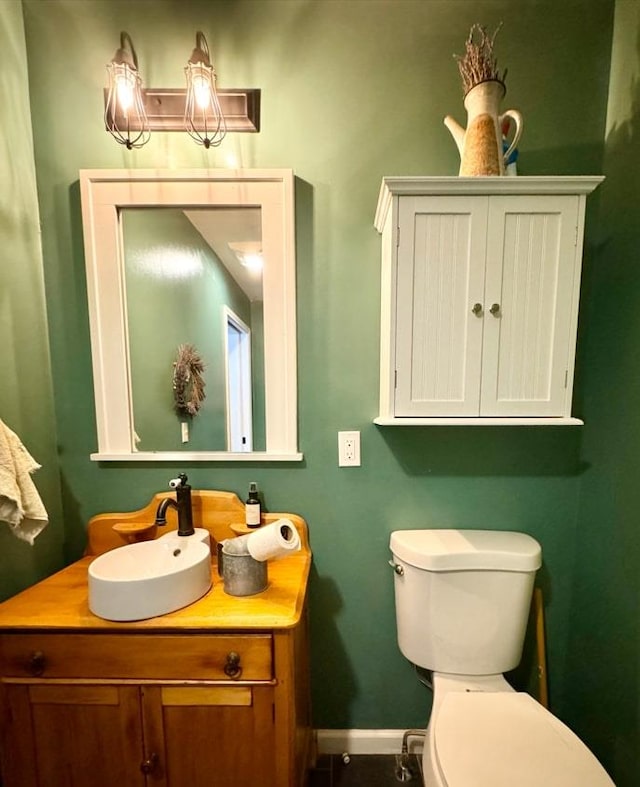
{"left": 184, "top": 33, "right": 226, "bottom": 148}
{"left": 104, "top": 35, "right": 150, "bottom": 149}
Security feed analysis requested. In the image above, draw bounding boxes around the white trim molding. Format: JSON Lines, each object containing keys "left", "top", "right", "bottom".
{"left": 315, "top": 729, "right": 424, "bottom": 756}
{"left": 375, "top": 175, "right": 604, "bottom": 230}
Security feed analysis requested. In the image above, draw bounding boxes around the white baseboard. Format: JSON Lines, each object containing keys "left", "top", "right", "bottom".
{"left": 315, "top": 728, "right": 425, "bottom": 755}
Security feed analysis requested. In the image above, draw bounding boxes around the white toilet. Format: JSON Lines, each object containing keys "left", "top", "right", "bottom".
{"left": 389, "top": 529, "right": 614, "bottom": 787}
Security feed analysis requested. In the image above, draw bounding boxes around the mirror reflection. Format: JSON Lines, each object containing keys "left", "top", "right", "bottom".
{"left": 122, "top": 207, "right": 266, "bottom": 452}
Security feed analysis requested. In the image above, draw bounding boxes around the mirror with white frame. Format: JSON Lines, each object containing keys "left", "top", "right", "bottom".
{"left": 79, "top": 169, "right": 300, "bottom": 461}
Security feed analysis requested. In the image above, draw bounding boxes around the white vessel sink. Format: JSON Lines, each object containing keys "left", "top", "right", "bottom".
{"left": 88, "top": 537, "right": 211, "bottom": 621}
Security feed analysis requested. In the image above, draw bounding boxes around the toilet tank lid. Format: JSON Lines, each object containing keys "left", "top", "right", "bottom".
{"left": 389, "top": 529, "right": 541, "bottom": 572}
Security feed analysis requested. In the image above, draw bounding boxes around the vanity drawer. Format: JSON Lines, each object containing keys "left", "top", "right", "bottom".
{"left": 0, "top": 633, "right": 273, "bottom": 681}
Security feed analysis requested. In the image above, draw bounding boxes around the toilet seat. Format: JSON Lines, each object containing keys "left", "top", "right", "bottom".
{"left": 434, "top": 692, "right": 614, "bottom": 787}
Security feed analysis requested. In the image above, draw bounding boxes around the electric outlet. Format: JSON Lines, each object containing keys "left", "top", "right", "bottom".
{"left": 338, "top": 430, "right": 361, "bottom": 467}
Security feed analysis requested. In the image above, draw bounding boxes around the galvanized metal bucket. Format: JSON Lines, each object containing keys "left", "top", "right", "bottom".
{"left": 217, "top": 542, "right": 268, "bottom": 597}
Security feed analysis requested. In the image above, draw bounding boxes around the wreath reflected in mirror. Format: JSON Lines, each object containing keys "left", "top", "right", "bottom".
{"left": 172, "top": 344, "right": 206, "bottom": 417}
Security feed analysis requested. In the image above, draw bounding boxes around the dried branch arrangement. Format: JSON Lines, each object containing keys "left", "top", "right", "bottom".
{"left": 172, "top": 343, "right": 206, "bottom": 417}
{"left": 454, "top": 23, "right": 507, "bottom": 95}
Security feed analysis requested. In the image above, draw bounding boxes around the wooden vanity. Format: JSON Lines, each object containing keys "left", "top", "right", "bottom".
{"left": 0, "top": 491, "right": 313, "bottom": 787}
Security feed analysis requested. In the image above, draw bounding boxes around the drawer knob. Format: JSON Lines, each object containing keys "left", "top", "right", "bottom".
{"left": 490, "top": 303, "right": 501, "bottom": 316}
{"left": 140, "top": 752, "right": 159, "bottom": 775}
{"left": 471, "top": 302, "right": 483, "bottom": 316}
{"left": 224, "top": 651, "right": 242, "bottom": 679}
{"left": 28, "top": 650, "right": 46, "bottom": 677}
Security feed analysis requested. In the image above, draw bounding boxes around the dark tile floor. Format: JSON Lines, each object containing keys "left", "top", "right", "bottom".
{"left": 309, "top": 754, "right": 422, "bottom": 786}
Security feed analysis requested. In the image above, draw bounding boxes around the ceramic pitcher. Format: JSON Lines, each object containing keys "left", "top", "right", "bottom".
{"left": 444, "top": 79, "right": 522, "bottom": 176}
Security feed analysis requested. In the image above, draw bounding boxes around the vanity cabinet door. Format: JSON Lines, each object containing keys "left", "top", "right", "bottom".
{"left": 0, "top": 683, "right": 145, "bottom": 787}
{"left": 146, "top": 685, "right": 276, "bottom": 787}
{"left": 395, "top": 195, "right": 488, "bottom": 416}
{"left": 1, "top": 683, "right": 277, "bottom": 787}
{"left": 481, "top": 195, "right": 581, "bottom": 416}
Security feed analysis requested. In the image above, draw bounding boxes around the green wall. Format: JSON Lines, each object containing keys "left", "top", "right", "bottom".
{"left": 14, "top": 0, "right": 639, "bottom": 782}
{"left": 562, "top": 1, "right": 640, "bottom": 782}
{"left": 0, "top": 1, "right": 65, "bottom": 597}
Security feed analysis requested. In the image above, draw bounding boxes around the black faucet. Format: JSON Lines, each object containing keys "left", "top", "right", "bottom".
{"left": 154, "top": 473, "right": 195, "bottom": 536}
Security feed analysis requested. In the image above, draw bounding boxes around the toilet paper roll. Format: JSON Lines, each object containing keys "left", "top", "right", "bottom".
{"left": 220, "top": 534, "right": 251, "bottom": 555}
{"left": 246, "top": 519, "right": 301, "bottom": 562}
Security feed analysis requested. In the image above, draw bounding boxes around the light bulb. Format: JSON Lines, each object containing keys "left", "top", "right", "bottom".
{"left": 241, "top": 253, "right": 264, "bottom": 273}
{"left": 116, "top": 72, "right": 135, "bottom": 112}
{"left": 193, "top": 76, "right": 211, "bottom": 110}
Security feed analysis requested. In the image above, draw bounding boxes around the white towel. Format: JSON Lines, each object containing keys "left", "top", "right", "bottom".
{"left": 0, "top": 419, "right": 49, "bottom": 544}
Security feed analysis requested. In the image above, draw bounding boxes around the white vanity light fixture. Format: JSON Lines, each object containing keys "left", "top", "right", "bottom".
{"left": 103, "top": 32, "right": 260, "bottom": 148}
{"left": 228, "top": 242, "right": 264, "bottom": 273}
{"left": 104, "top": 33, "right": 150, "bottom": 150}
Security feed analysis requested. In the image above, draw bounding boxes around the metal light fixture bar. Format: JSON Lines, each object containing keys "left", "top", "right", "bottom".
{"left": 104, "top": 87, "right": 260, "bottom": 134}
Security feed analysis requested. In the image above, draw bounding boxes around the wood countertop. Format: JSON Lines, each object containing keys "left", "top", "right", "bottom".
{"left": 0, "top": 491, "right": 312, "bottom": 634}
{"left": 0, "top": 553, "right": 310, "bottom": 632}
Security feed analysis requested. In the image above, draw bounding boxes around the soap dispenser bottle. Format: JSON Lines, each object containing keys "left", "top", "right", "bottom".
{"left": 245, "top": 482, "right": 261, "bottom": 528}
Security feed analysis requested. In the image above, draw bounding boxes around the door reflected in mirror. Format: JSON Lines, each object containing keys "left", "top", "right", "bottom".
{"left": 122, "top": 207, "right": 266, "bottom": 452}
{"left": 79, "top": 169, "right": 299, "bottom": 461}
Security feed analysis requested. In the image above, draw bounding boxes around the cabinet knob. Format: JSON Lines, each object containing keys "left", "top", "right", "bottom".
{"left": 490, "top": 303, "right": 501, "bottom": 316}
{"left": 471, "top": 303, "right": 483, "bottom": 316}
{"left": 224, "top": 651, "right": 243, "bottom": 679}
{"left": 140, "top": 752, "right": 159, "bottom": 775}
{"left": 28, "top": 651, "right": 46, "bottom": 677}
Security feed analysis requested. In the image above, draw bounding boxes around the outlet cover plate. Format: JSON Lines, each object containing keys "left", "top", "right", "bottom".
{"left": 338, "top": 430, "right": 361, "bottom": 467}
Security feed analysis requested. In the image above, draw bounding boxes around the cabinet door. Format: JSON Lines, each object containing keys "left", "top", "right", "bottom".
{"left": 481, "top": 195, "right": 580, "bottom": 416}
{"left": 395, "top": 196, "right": 488, "bottom": 416}
{"left": 0, "top": 683, "right": 144, "bottom": 787}
{"left": 145, "top": 685, "right": 276, "bottom": 787}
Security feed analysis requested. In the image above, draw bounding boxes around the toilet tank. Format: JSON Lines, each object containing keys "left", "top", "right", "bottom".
{"left": 390, "top": 529, "right": 542, "bottom": 675}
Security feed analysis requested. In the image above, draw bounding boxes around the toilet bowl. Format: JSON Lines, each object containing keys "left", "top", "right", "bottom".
{"left": 389, "top": 529, "right": 614, "bottom": 787}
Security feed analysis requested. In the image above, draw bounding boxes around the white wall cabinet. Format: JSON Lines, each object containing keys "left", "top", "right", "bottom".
{"left": 374, "top": 177, "right": 603, "bottom": 425}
